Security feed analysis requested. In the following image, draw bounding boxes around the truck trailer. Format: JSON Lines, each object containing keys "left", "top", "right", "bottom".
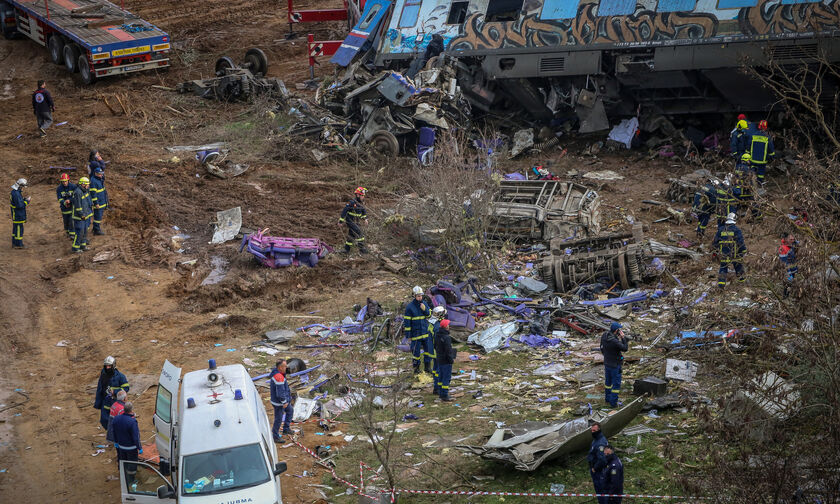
{"left": 1, "top": 0, "right": 170, "bottom": 84}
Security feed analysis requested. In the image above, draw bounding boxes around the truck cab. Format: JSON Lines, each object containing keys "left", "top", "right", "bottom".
{"left": 118, "top": 360, "right": 287, "bottom": 504}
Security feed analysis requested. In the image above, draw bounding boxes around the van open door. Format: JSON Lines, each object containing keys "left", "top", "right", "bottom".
{"left": 153, "top": 360, "right": 181, "bottom": 475}
{"left": 119, "top": 460, "right": 175, "bottom": 503}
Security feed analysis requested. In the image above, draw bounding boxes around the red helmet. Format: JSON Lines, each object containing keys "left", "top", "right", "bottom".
{"left": 354, "top": 186, "right": 367, "bottom": 197}
{"left": 758, "top": 120, "right": 768, "bottom": 131}
{"left": 60, "top": 173, "right": 70, "bottom": 181}
{"left": 737, "top": 114, "right": 747, "bottom": 121}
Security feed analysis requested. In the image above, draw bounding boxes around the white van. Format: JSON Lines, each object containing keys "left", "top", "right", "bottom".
{"left": 118, "top": 359, "right": 287, "bottom": 504}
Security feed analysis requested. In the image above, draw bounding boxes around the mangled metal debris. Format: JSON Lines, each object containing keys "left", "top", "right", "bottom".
{"left": 210, "top": 207, "right": 242, "bottom": 244}
{"left": 489, "top": 180, "right": 600, "bottom": 241}
{"left": 540, "top": 227, "right": 701, "bottom": 292}
{"left": 177, "top": 48, "right": 288, "bottom": 102}
{"left": 458, "top": 396, "right": 645, "bottom": 471}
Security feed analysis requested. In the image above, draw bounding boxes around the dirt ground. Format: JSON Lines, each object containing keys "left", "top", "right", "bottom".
{"left": 0, "top": 1, "right": 796, "bottom": 502}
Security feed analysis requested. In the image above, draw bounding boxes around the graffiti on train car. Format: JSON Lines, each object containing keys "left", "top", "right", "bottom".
{"left": 448, "top": 5, "right": 718, "bottom": 50}
{"left": 739, "top": 0, "right": 839, "bottom": 35}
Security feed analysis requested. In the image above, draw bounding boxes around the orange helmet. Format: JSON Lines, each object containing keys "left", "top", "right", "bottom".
{"left": 758, "top": 120, "right": 768, "bottom": 131}
{"left": 60, "top": 173, "right": 70, "bottom": 181}
{"left": 354, "top": 186, "right": 367, "bottom": 197}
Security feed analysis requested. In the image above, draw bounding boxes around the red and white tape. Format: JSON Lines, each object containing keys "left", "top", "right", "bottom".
{"left": 291, "top": 438, "right": 706, "bottom": 501}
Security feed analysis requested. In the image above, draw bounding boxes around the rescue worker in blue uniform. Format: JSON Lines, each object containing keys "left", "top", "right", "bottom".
{"left": 270, "top": 359, "right": 294, "bottom": 442}
{"left": 404, "top": 286, "right": 432, "bottom": 374}
{"left": 429, "top": 305, "right": 446, "bottom": 395}
{"left": 339, "top": 186, "right": 368, "bottom": 254}
{"left": 732, "top": 168, "right": 758, "bottom": 220}
{"left": 32, "top": 80, "right": 55, "bottom": 137}
{"left": 729, "top": 119, "right": 750, "bottom": 159}
{"left": 778, "top": 233, "right": 798, "bottom": 298}
{"left": 713, "top": 213, "right": 746, "bottom": 288}
{"left": 88, "top": 149, "right": 107, "bottom": 178}
{"left": 89, "top": 166, "right": 108, "bottom": 235}
{"left": 748, "top": 120, "right": 775, "bottom": 184}
{"left": 112, "top": 402, "right": 142, "bottom": 484}
{"left": 56, "top": 173, "right": 76, "bottom": 239}
{"left": 71, "top": 176, "right": 93, "bottom": 253}
{"left": 602, "top": 444, "right": 624, "bottom": 504}
{"left": 714, "top": 178, "right": 737, "bottom": 227}
{"left": 434, "top": 319, "right": 456, "bottom": 401}
{"left": 10, "top": 178, "right": 29, "bottom": 249}
{"left": 691, "top": 181, "right": 717, "bottom": 239}
{"left": 600, "top": 322, "right": 629, "bottom": 408}
{"left": 735, "top": 152, "right": 751, "bottom": 173}
{"left": 588, "top": 422, "right": 609, "bottom": 504}
{"left": 94, "top": 356, "right": 129, "bottom": 430}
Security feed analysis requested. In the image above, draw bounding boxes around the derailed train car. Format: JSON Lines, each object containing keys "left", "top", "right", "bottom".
{"left": 344, "top": 0, "right": 840, "bottom": 122}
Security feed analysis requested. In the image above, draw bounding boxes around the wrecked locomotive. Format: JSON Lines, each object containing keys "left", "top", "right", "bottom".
{"left": 342, "top": 0, "right": 840, "bottom": 125}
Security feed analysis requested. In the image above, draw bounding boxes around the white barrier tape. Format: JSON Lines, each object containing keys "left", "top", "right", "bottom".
{"left": 292, "top": 438, "right": 707, "bottom": 501}
{"left": 394, "top": 489, "right": 709, "bottom": 500}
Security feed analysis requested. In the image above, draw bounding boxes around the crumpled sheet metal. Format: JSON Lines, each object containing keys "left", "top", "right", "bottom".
{"left": 467, "top": 321, "right": 518, "bottom": 353}
{"left": 458, "top": 396, "right": 646, "bottom": 471}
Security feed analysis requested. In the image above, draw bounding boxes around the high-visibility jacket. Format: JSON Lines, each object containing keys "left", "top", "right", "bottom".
{"left": 748, "top": 130, "right": 775, "bottom": 165}
{"left": 89, "top": 176, "right": 108, "bottom": 209}
{"left": 713, "top": 224, "right": 746, "bottom": 261}
{"left": 10, "top": 188, "right": 27, "bottom": 223}
{"left": 56, "top": 182, "right": 77, "bottom": 215}
{"left": 71, "top": 186, "right": 93, "bottom": 220}
{"left": 403, "top": 299, "right": 431, "bottom": 341}
{"left": 339, "top": 197, "right": 366, "bottom": 225}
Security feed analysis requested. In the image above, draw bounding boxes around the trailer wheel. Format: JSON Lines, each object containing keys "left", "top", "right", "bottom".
{"left": 244, "top": 48, "right": 268, "bottom": 76}
{"left": 78, "top": 54, "right": 95, "bottom": 85}
{"left": 1, "top": 12, "right": 17, "bottom": 40}
{"left": 63, "top": 44, "right": 80, "bottom": 72}
{"left": 48, "top": 36, "right": 64, "bottom": 65}
{"left": 214, "top": 56, "right": 236, "bottom": 77}
{"left": 370, "top": 130, "right": 399, "bottom": 156}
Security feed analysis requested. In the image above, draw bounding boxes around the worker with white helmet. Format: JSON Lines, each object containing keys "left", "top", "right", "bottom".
{"left": 94, "top": 356, "right": 129, "bottom": 431}
{"left": 712, "top": 212, "right": 746, "bottom": 289}
{"left": 403, "top": 286, "right": 431, "bottom": 374}
{"left": 10, "top": 178, "right": 30, "bottom": 249}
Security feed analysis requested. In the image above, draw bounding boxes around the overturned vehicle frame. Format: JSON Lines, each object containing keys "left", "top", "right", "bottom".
{"left": 488, "top": 180, "right": 600, "bottom": 241}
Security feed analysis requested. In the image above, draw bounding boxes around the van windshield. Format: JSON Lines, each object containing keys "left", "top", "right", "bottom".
{"left": 181, "top": 443, "right": 270, "bottom": 495}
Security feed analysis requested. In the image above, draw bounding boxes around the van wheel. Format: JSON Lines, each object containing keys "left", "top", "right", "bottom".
{"left": 78, "top": 54, "right": 95, "bottom": 85}
{"left": 48, "top": 36, "right": 64, "bottom": 64}
{"left": 64, "top": 44, "right": 80, "bottom": 72}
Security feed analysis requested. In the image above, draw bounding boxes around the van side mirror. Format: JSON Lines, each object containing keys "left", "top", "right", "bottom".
{"left": 273, "top": 461, "right": 287, "bottom": 476}
{"left": 157, "top": 484, "right": 176, "bottom": 499}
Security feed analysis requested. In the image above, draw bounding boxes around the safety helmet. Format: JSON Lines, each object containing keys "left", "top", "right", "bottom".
{"left": 737, "top": 113, "right": 747, "bottom": 121}
{"left": 355, "top": 186, "right": 367, "bottom": 197}
{"left": 79, "top": 176, "right": 90, "bottom": 185}
{"left": 60, "top": 173, "right": 70, "bottom": 181}
{"left": 412, "top": 285, "right": 423, "bottom": 296}
{"left": 16, "top": 178, "right": 27, "bottom": 187}
{"left": 736, "top": 120, "right": 748, "bottom": 130}
{"left": 740, "top": 153, "right": 752, "bottom": 162}
{"left": 432, "top": 305, "right": 446, "bottom": 316}
{"left": 104, "top": 355, "right": 116, "bottom": 366}
{"left": 758, "top": 120, "right": 768, "bottom": 131}
{"left": 726, "top": 213, "right": 737, "bottom": 224}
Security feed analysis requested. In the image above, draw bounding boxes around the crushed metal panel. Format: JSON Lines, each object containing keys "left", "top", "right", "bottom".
{"left": 331, "top": 0, "right": 392, "bottom": 67}
{"left": 457, "top": 396, "right": 645, "bottom": 471}
{"left": 489, "top": 180, "right": 601, "bottom": 241}
{"left": 665, "top": 358, "right": 699, "bottom": 381}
